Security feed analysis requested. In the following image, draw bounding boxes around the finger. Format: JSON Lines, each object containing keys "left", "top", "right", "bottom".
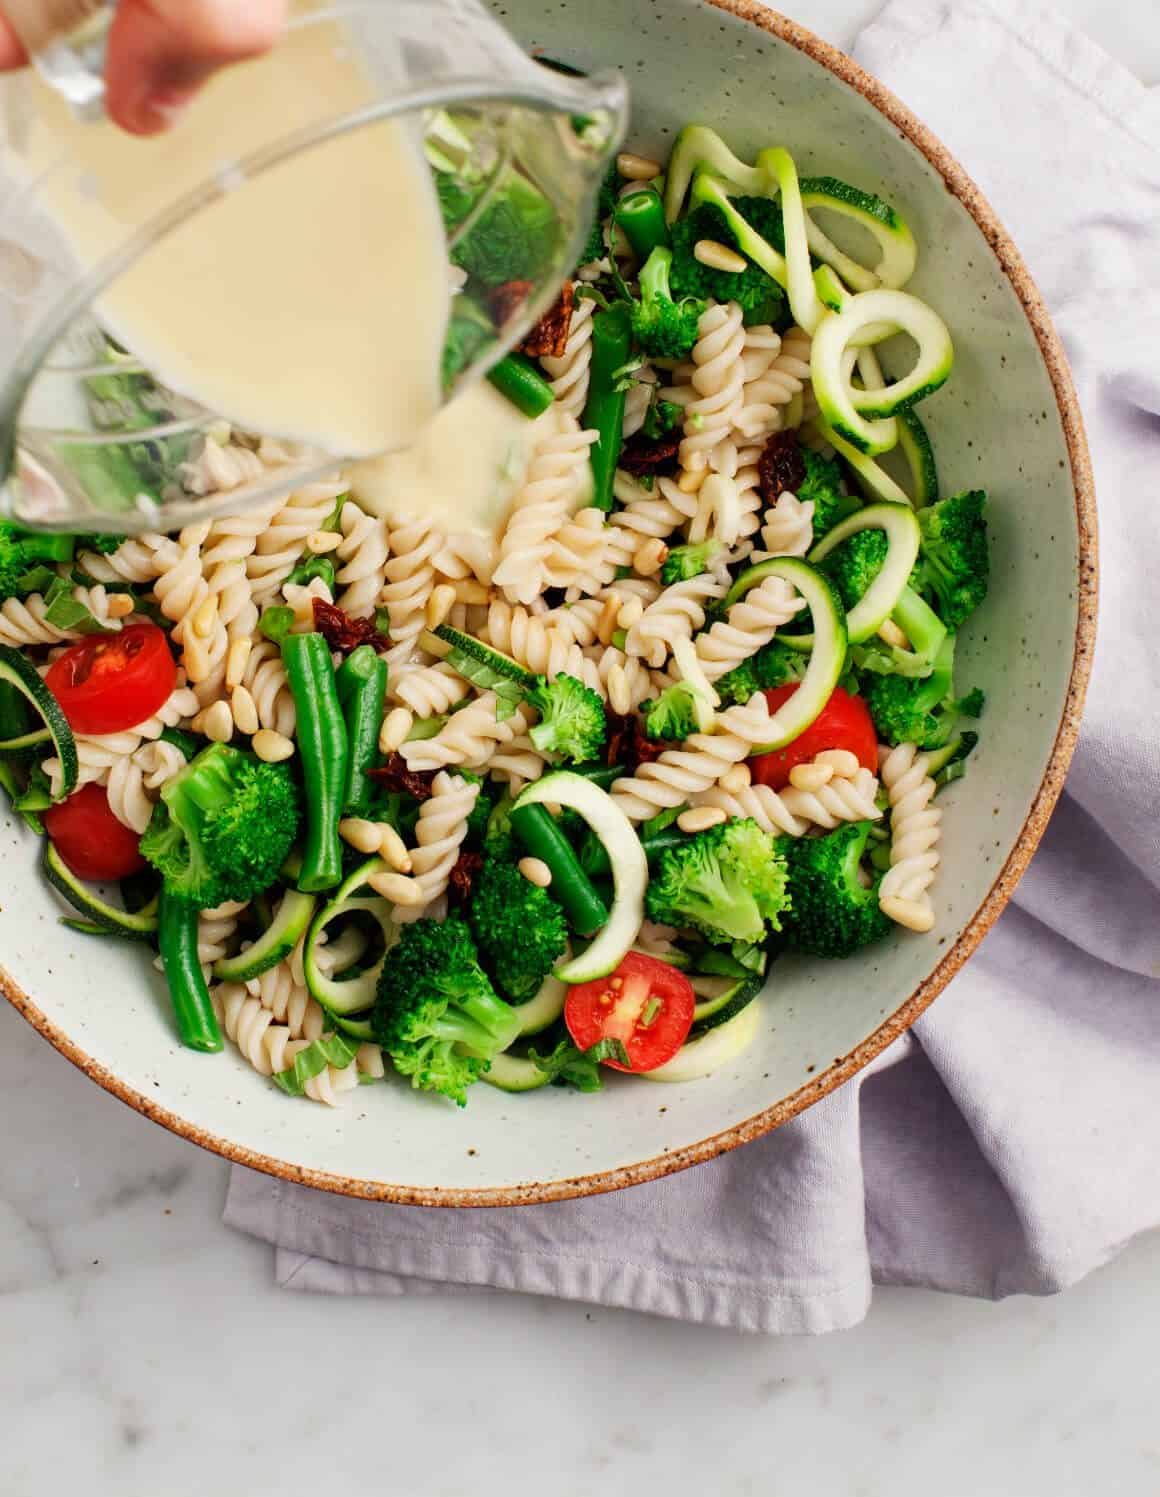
{"left": 104, "top": 0, "right": 287, "bottom": 135}
{"left": 0, "top": 16, "right": 29, "bottom": 70}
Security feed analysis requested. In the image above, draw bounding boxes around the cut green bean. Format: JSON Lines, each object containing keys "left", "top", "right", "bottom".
{"left": 157, "top": 890, "right": 223, "bottom": 1053}
{"left": 582, "top": 303, "right": 632, "bottom": 511}
{"left": 615, "top": 186, "right": 669, "bottom": 261}
{"left": 282, "top": 632, "right": 348, "bottom": 892}
{"left": 336, "top": 644, "right": 388, "bottom": 817}
{"left": 510, "top": 802, "right": 608, "bottom": 937}
{"left": 487, "top": 353, "right": 556, "bottom": 418}
{"left": 580, "top": 820, "right": 687, "bottom": 878}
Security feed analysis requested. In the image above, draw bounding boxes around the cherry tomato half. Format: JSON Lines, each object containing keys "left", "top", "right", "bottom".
{"left": 750, "top": 683, "right": 877, "bottom": 791}
{"left": 45, "top": 623, "right": 176, "bottom": 735}
{"left": 43, "top": 783, "right": 147, "bottom": 882}
{"left": 566, "top": 952, "right": 695, "bottom": 1073}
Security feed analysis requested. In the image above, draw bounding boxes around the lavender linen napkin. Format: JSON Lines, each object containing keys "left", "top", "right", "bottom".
{"left": 225, "top": 0, "right": 1160, "bottom": 1332}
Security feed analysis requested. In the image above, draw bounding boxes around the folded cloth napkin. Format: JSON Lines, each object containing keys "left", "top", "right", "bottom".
{"left": 225, "top": 0, "right": 1160, "bottom": 1332}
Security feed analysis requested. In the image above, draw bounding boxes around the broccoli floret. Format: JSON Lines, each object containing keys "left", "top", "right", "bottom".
{"left": 781, "top": 821, "right": 892, "bottom": 958}
{"left": 441, "top": 293, "right": 496, "bottom": 388}
{"left": 0, "top": 523, "right": 76, "bottom": 602}
{"left": 912, "top": 489, "right": 990, "bottom": 631}
{"left": 449, "top": 169, "right": 560, "bottom": 286}
{"left": 715, "top": 639, "right": 807, "bottom": 707}
{"left": 861, "top": 636, "right": 985, "bottom": 748}
{"left": 641, "top": 680, "right": 714, "bottom": 741}
{"left": 641, "top": 394, "right": 684, "bottom": 440}
{"left": 579, "top": 162, "right": 619, "bottom": 267}
{"left": 823, "top": 530, "right": 948, "bottom": 676}
{"left": 527, "top": 673, "right": 606, "bottom": 763}
{"left": 373, "top": 917, "right": 522, "bottom": 1106}
{"left": 139, "top": 743, "right": 300, "bottom": 908}
{"left": 483, "top": 793, "right": 518, "bottom": 862}
{"left": 798, "top": 449, "right": 860, "bottom": 539}
{"left": 646, "top": 818, "right": 790, "bottom": 946}
{"left": 661, "top": 539, "right": 725, "bottom": 585}
{"left": 468, "top": 857, "right": 568, "bottom": 1003}
{"left": 629, "top": 246, "right": 707, "bottom": 360}
{"left": 670, "top": 202, "right": 786, "bottom": 326}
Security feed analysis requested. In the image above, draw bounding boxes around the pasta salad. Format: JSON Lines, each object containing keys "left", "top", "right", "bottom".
{"left": 0, "top": 124, "right": 987, "bottom": 1107}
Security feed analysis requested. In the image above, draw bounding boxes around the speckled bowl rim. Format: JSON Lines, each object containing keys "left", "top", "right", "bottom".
{"left": 2, "top": 0, "right": 1098, "bottom": 1208}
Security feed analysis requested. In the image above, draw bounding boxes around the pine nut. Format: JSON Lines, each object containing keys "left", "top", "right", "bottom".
{"left": 252, "top": 728, "right": 295, "bottom": 763}
{"left": 633, "top": 538, "right": 668, "bottom": 577}
{"left": 105, "top": 593, "right": 135, "bottom": 620}
{"left": 225, "top": 637, "right": 252, "bottom": 691}
{"left": 606, "top": 666, "right": 632, "bottom": 717}
{"left": 452, "top": 579, "right": 490, "bottom": 605}
{"left": 617, "top": 151, "right": 662, "bottom": 181}
{"left": 306, "top": 529, "right": 342, "bottom": 554}
{"left": 368, "top": 870, "right": 425, "bottom": 906}
{"left": 879, "top": 894, "right": 935, "bottom": 934}
{"left": 191, "top": 594, "right": 218, "bottom": 638}
{"left": 878, "top": 618, "right": 910, "bottom": 650}
{"left": 677, "top": 805, "right": 727, "bottom": 834}
{"left": 678, "top": 467, "right": 705, "bottom": 494}
{"left": 815, "top": 748, "right": 860, "bottom": 779}
{"left": 379, "top": 706, "right": 413, "bottom": 754}
{"left": 616, "top": 596, "right": 645, "bottom": 630}
{"left": 518, "top": 856, "right": 552, "bottom": 888}
{"left": 378, "top": 822, "right": 412, "bottom": 873}
{"left": 694, "top": 238, "right": 748, "bottom": 274}
{"left": 182, "top": 637, "right": 210, "bottom": 684}
{"left": 230, "top": 684, "right": 259, "bottom": 736}
{"left": 719, "top": 763, "right": 751, "bottom": 794}
{"left": 202, "top": 699, "right": 234, "bottom": 744}
{"left": 340, "top": 817, "right": 386, "bottom": 854}
{"left": 596, "top": 593, "right": 621, "bottom": 645}
{"left": 426, "top": 583, "right": 457, "bottom": 630}
{"left": 789, "top": 762, "right": 834, "bottom": 792}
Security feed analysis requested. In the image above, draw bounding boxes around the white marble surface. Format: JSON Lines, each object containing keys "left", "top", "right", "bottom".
{"left": 3, "top": 3, "right": 1158, "bottom": 1492}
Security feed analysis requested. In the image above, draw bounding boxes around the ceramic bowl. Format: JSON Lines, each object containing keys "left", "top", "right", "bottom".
{"left": 0, "top": 0, "right": 1096, "bottom": 1204}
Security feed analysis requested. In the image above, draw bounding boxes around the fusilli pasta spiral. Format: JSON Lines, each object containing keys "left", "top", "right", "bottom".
{"left": 395, "top": 771, "right": 481, "bottom": 922}
{"left": 624, "top": 569, "right": 730, "bottom": 668}
{"left": 878, "top": 742, "right": 941, "bottom": 932}
{"left": 400, "top": 693, "right": 534, "bottom": 773}
{"left": 539, "top": 294, "right": 594, "bottom": 417}
{"left": 676, "top": 301, "right": 746, "bottom": 474}
{"left": 694, "top": 573, "right": 805, "bottom": 681}
{"left": 493, "top": 413, "right": 597, "bottom": 605}
{"left": 694, "top": 767, "right": 882, "bottom": 838}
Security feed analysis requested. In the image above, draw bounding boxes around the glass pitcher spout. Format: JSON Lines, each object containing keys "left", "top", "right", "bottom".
{"left": 0, "top": 0, "right": 628, "bottom": 533}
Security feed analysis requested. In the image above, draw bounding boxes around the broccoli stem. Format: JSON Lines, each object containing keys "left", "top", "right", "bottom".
{"left": 582, "top": 304, "right": 632, "bottom": 512}
{"left": 335, "top": 645, "right": 388, "bottom": 818}
{"left": 510, "top": 803, "right": 608, "bottom": 937}
{"left": 615, "top": 187, "right": 669, "bottom": 261}
{"left": 157, "top": 890, "right": 224, "bottom": 1053}
{"left": 282, "top": 633, "right": 348, "bottom": 893}
{"left": 487, "top": 353, "right": 556, "bottom": 418}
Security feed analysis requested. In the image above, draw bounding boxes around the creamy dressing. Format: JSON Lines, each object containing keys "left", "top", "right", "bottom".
{"left": 25, "top": 15, "right": 449, "bottom": 457}
{"left": 348, "top": 379, "right": 558, "bottom": 533}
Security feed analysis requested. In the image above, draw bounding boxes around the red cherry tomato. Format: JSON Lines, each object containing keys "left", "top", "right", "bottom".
{"left": 566, "top": 951, "right": 695, "bottom": 1073}
{"left": 45, "top": 623, "right": 176, "bottom": 735}
{"left": 43, "top": 783, "right": 147, "bottom": 882}
{"left": 750, "top": 683, "right": 877, "bottom": 791}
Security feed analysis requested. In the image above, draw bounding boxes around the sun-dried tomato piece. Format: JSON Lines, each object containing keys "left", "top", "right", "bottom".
{"left": 489, "top": 279, "right": 534, "bottom": 329}
{"left": 618, "top": 432, "right": 681, "bottom": 476}
{"left": 758, "top": 429, "right": 807, "bottom": 504}
{"left": 520, "top": 280, "right": 574, "bottom": 359}
{"left": 447, "top": 849, "right": 484, "bottom": 907}
{"left": 311, "top": 599, "right": 390, "bottom": 656}
{"left": 368, "top": 753, "right": 436, "bottom": 801}
{"left": 606, "top": 711, "right": 672, "bottom": 773}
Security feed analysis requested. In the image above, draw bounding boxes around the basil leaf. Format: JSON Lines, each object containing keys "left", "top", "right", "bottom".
{"left": 272, "top": 1031, "right": 359, "bottom": 1096}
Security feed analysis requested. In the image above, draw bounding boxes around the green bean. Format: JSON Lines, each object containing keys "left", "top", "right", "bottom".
{"left": 282, "top": 632, "right": 348, "bottom": 892}
{"left": 510, "top": 803, "right": 608, "bottom": 937}
{"left": 488, "top": 353, "right": 556, "bottom": 418}
{"left": 582, "top": 303, "right": 633, "bottom": 511}
{"left": 615, "top": 187, "right": 669, "bottom": 261}
{"left": 336, "top": 644, "right": 388, "bottom": 817}
{"left": 579, "top": 821, "right": 687, "bottom": 878}
{"left": 157, "top": 890, "right": 223, "bottom": 1053}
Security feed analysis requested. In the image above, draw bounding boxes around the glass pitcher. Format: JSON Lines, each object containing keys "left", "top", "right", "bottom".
{"left": 0, "top": 0, "right": 627, "bottom": 533}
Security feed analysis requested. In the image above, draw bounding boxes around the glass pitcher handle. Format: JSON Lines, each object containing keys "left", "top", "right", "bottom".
{"left": 3, "top": 0, "right": 111, "bottom": 116}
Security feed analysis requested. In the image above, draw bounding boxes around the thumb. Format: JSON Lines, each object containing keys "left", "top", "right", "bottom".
{"left": 104, "top": 0, "right": 287, "bottom": 135}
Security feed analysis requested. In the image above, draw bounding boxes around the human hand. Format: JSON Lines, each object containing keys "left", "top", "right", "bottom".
{"left": 0, "top": 0, "right": 287, "bottom": 134}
